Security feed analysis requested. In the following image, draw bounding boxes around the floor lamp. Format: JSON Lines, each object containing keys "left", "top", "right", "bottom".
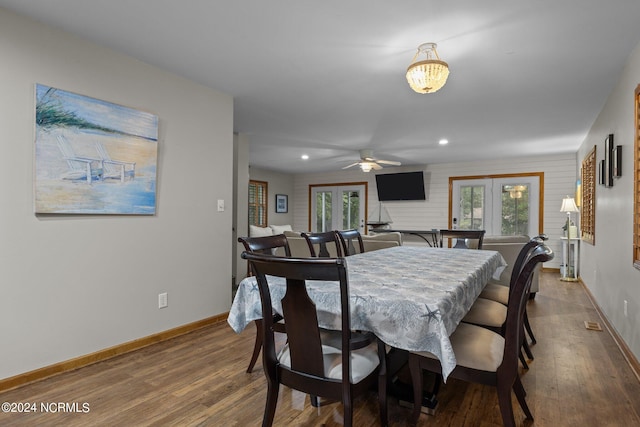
{"left": 560, "top": 195, "right": 579, "bottom": 282}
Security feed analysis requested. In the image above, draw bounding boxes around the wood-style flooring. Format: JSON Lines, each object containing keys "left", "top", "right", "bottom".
{"left": 1, "top": 271, "right": 639, "bottom": 426}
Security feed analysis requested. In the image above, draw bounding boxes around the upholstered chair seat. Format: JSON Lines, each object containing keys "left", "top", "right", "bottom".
{"left": 277, "top": 333, "right": 380, "bottom": 382}
{"left": 412, "top": 322, "right": 505, "bottom": 373}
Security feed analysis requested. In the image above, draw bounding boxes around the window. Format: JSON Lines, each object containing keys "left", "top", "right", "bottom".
{"left": 581, "top": 146, "right": 596, "bottom": 245}
{"left": 451, "top": 173, "right": 542, "bottom": 236}
{"left": 634, "top": 85, "right": 640, "bottom": 269}
{"left": 248, "top": 180, "right": 268, "bottom": 227}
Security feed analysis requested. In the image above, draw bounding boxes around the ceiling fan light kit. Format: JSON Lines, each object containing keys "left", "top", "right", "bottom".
{"left": 406, "top": 42, "right": 450, "bottom": 94}
{"left": 342, "top": 149, "right": 401, "bottom": 172}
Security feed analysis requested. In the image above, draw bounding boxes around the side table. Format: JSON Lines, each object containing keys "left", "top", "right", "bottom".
{"left": 560, "top": 237, "right": 579, "bottom": 281}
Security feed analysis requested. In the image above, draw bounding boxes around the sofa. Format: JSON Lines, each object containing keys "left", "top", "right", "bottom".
{"left": 247, "top": 225, "right": 402, "bottom": 257}
{"left": 481, "top": 235, "right": 540, "bottom": 295}
{"left": 281, "top": 230, "right": 402, "bottom": 257}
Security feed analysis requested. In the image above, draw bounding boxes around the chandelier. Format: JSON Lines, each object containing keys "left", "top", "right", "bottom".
{"left": 406, "top": 43, "right": 450, "bottom": 94}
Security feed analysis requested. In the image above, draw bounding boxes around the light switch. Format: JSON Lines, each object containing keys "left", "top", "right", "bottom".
{"left": 217, "top": 199, "right": 225, "bottom": 212}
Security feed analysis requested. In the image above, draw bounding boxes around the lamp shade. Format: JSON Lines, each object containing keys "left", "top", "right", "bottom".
{"left": 560, "top": 196, "right": 579, "bottom": 213}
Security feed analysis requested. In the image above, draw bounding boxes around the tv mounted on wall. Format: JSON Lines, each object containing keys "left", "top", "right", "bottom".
{"left": 375, "top": 171, "right": 426, "bottom": 201}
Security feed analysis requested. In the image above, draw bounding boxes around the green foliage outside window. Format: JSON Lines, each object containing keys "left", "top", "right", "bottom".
{"left": 459, "top": 185, "right": 484, "bottom": 229}
{"left": 501, "top": 185, "right": 529, "bottom": 235}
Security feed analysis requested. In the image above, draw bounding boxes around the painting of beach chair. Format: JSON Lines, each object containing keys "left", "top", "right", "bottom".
{"left": 56, "top": 135, "right": 102, "bottom": 183}
{"left": 94, "top": 142, "right": 136, "bottom": 182}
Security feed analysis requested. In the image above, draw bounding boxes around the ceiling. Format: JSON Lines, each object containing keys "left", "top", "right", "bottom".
{"left": 3, "top": 1, "right": 640, "bottom": 174}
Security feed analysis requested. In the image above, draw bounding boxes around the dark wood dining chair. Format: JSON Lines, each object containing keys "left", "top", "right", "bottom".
{"left": 462, "top": 235, "right": 545, "bottom": 369}
{"left": 301, "top": 231, "right": 343, "bottom": 257}
{"left": 242, "top": 252, "right": 388, "bottom": 427}
{"left": 238, "top": 234, "right": 291, "bottom": 373}
{"left": 439, "top": 229, "right": 486, "bottom": 249}
{"left": 337, "top": 229, "right": 365, "bottom": 255}
{"left": 408, "top": 243, "right": 553, "bottom": 427}
{"left": 479, "top": 234, "right": 549, "bottom": 347}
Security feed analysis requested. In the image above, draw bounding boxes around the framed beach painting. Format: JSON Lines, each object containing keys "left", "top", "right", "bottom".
{"left": 34, "top": 84, "right": 158, "bottom": 214}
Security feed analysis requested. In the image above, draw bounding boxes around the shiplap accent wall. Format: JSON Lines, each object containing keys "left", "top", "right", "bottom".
{"left": 293, "top": 153, "right": 577, "bottom": 268}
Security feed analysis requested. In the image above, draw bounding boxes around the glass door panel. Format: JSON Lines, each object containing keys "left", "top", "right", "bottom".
{"left": 314, "top": 190, "right": 333, "bottom": 232}
{"left": 458, "top": 184, "right": 485, "bottom": 230}
{"left": 500, "top": 184, "right": 530, "bottom": 235}
{"left": 342, "top": 190, "right": 361, "bottom": 230}
{"left": 452, "top": 175, "right": 540, "bottom": 236}
{"left": 311, "top": 185, "right": 366, "bottom": 233}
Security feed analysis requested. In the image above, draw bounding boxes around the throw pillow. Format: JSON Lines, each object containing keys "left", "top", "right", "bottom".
{"left": 270, "top": 224, "right": 293, "bottom": 235}
{"left": 249, "top": 225, "right": 273, "bottom": 238}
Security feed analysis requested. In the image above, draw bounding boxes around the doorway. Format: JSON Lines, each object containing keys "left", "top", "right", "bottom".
{"left": 309, "top": 183, "right": 367, "bottom": 233}
{"left": 450, "top": 173, "right": 543, "bottom": 236}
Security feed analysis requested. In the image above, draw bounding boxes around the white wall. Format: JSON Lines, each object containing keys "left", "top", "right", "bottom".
{"left": 234, "top": 134, "right": 250, "bottom": 286}
{"left": 292, "top": 154, "right": 578, "bottom": 269}
{"left": 0, "top": 9, "right": 233, "bottom": 380}
{"left": 577, "top": 41, "right": 640, "bottom": 359}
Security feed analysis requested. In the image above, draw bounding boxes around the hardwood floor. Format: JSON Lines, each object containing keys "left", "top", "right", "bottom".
{"left": 1, "top": 271, "right": 639, "bottom": 426}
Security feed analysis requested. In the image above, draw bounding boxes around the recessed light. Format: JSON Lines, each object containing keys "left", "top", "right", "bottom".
{"left": 301, "top": 154, "right": 309, "bottom": 160}
{"left": 439, "top": 139, "right": 449, "bottom": 145}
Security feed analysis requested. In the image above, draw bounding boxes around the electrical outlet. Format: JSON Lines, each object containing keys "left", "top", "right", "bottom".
{"left": 158, "top": 292, "right": 168, "bottom": 309}
{"left": 624, "top": 300, "right": 628, "bottom": 317}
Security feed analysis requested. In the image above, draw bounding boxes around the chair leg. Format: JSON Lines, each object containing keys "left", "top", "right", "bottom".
{"left": 513, "top": 376, "right": 534, "bottom": 420}
{"left": 496, "top": 382, "right": 517, "bottom": 427}
{"left": 519, "top": 349, "right": 529, "bottom": 370}
{"left": 408, "top": 354, "right": 424, "bottom": 425}
{"left": 247, "top": 320, "right": 264, "bottom": 373}
{"left": 343, "top": 393, "right": 353, "bottom": 427}
{"left": 522, "top": 338, "right": 534, "bottom": 360}
{"left": 262, "top": 379, "right": 280, "bottom": 427}
{"left": 378, "top": 341, "right": 389, "bottom": 427}
{"left": 524, "top": 312, "right": 536, "bottom": 345}
{"left": 310, "top": 395, "right": 319, "bottom": 407}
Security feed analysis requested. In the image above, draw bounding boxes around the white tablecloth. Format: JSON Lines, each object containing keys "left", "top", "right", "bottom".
{"left": 228, "top": 246, "right": 506, "bottom": 380}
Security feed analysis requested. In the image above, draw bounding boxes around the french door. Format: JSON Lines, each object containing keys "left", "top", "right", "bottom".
{"left": 450, "top": 174, "right": 542, "bottom": 236}
{"left": 310, "top": 184, "right": 366, "bottom": 233}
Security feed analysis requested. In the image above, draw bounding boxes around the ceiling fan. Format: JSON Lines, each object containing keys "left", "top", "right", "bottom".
{"left": 342, "top": 149, "right": 401, "bottom": 172}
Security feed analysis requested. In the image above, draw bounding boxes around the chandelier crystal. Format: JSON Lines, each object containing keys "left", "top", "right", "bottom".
{"left": 406, "top": 43, "right": 450, "bottom": 94}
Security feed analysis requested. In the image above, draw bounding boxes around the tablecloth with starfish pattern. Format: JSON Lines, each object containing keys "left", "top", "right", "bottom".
{"left": 228, "top": 245, "right": 506, "bottom": 380}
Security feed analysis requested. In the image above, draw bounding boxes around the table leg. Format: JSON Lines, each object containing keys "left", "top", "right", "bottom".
{"left": 387, "top": 348, "right": 439, "bottom": 414}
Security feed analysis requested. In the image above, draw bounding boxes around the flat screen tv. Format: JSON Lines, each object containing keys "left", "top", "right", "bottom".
{"left": 375, "top": 171, "right": 426, "bottom": 201}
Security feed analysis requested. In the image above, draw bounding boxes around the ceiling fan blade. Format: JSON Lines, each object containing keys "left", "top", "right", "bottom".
{"left": 371, "top": 162, "right": 383, "bottom": 170}
{"left": 376, "top": 159, "right": 402, "bottom": 166}
{"left": 342, "top": 162, "right": 360, "bottom": 169}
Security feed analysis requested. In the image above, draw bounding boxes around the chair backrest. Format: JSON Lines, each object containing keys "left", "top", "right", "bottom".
{"left": 238, "top": 234, "right": 291, "bottom": 275}
{"left": 500, "top": 243, "right": 553, "bottom": 376}
{"left": 238, "top": 234, "right": 291, "bottom": 256}
{"left": 508, "top": 234, "right": 549, "bottom": 286}
{"left": 337, "top": 229, "right": 365, "bottom": 255}
{"left": 301, "top": 231, "right": 343, "bottom": 257}
{"left": 439, "top": 229, "right": 486, "bottom": 249}
{"left": 242, "top": 252, "right": 355, "bottom": 389}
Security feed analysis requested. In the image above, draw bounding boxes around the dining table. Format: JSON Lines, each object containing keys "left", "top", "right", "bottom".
{"left": 227, "top": 245, "right": 506, "bottom": 381}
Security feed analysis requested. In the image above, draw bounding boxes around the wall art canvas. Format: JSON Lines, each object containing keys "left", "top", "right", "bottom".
{"left": 34, "top": 84, "right": 158, "bottom": 214}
